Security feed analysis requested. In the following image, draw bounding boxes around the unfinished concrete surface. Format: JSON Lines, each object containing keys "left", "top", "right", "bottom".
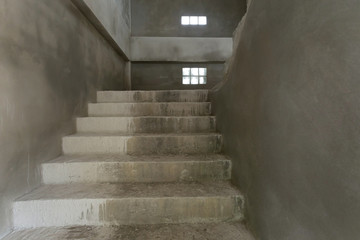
{"left": 72, "top": 0, "right": 131, "bottom": 58}
{"left": 2, "top": 223, "right": 254, "bottom": 240}
{"left": 130, "top": 0, "right": 245, "bottom": 92}
{"left": 4, "top": 90, "right": 252, "bottom": 239}
{"left": 212, "top": 0, "right": 360, "bottom": 239}
{"left": 76, "top": 116, "right": 216, "bottom": 133}
{"left": 131, "top": 37, "right": 233, "bottom": 62}
{"left": 0, "top": 0, "right": 126, "bottom": 237}
{"left": 13, "top": 182, "right": 243, "bottom": 228}
{"left": 41, "top": 155, "right": 231, "bottom": 184}
{"left": 88, "top": 102, "right": 212, "bottom": 117}
{"left": 131, "top": 0, "right": 246, "bottom": 37}
{"left": 62, "top": 133, "right": 223, "bottom": 155}
{"left": 131, "top": 63, "right": 225, "bottom": 90}
{"left": 97, "top": 90, "right": 209, "bottom": 102}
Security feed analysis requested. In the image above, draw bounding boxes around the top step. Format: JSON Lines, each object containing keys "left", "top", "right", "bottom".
{"left": 97, "top": 90, "right": 209, "bottom": 103}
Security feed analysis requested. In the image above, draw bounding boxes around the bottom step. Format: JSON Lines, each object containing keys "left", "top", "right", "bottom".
{"left": 3, "top": 222, "right": 255, "bottom": 240}
{"left": 14, "top": 182, "right": 244, "bottom": 228}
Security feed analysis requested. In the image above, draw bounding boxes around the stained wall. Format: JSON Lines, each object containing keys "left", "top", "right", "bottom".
{"left": 0, "top": 0, "right": 126, "bottom": 236}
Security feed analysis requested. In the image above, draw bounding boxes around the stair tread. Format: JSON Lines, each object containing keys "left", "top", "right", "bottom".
{"left": 46, "top": 154, "right": 230, "bottom": 164}
{"left": 98, "top": 90, "right": 209, "bottom": 93}
{"left": 3, "top": 222, "right": 254, "bottom": 240}
{"left": 90, "top": 102, "right": 211, "bottom": 104}
{"left": 77, "top": 116, "right": 216, "bottom": 119}
{"left": 88, "top": 102, "right": 211, "bottom": 117}
{"left": 64, "top": 132, "right": 222, "bottom": 137}
{"left": 97, "top": 90, "right": 209, "bottom": 103}
{"left": 16, "top": 181, "right": 241, "bottom": 201}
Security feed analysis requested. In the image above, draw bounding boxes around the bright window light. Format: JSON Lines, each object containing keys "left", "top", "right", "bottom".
{"left": 190, "top": 16, "right": 198, "bottom": 25}
{"left": 181, "top": 16, "right": 207, "bottom": 26}
{"left": 181, "top": 16, "right": 190, "bottom": 25}
{"left": 199, "top": 68, "right": 207, "bottom": 76}
{"left": 199, "top": 16, "right": 207, "bottom": 25}
{"left": 183, "top": 77, "right": 190, "bottom": 85}
{"left": 182, "top": 67, "right": 207, "bottom": 85}
{"left": 199, "top": 77, "right": 206, "bottom": 84}
{"left": 183, "top": 68, "right": 190, "bottom": 76}
{"left": 191, "top": 68, "right": 199, "bottom": 76}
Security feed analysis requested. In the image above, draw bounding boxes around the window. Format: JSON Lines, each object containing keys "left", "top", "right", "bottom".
{"left": 181, "top": 16, "right": 207, "bottom": 26}
{"left": 182, "top": 68, "right": 207, "bottom": 85}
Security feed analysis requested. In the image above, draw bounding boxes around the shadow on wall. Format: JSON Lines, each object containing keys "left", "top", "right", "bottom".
{"left": 131, "top": 0, "right": 246, "bottom": 37}
{"left": 132, "top": 62, "right": 225, "bottom": 90}
{"left": 0, "top": 0, "right": 125, "bottom": 237}
{"left": 212, "top": 0, "right": 360, "bottom": 239}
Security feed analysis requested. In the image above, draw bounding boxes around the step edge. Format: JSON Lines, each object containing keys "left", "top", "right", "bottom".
{"left": 14, "top": 195, "right": 243, "bottom": 203}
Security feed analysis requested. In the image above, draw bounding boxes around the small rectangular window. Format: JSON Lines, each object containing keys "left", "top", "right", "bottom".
{"left": 181, "top": 16, "right": 190, "bottom": 25}
{"left": 181, "top": 16, "right": 207, "bottom": 26}
{"left": 190, "top": 16, "right": 198, "bottom": 25}
{"left": 182, "top": 67, "right": 207, "bottom": 85}
{"left": 198, "top": 16, "right": 207, "bottom": 25}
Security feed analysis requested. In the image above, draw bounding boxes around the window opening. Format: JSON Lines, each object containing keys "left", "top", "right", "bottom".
{"left": 182, "top": 68, "right": 207, "bottom": 85}
{"left": 181, "top": 16, "right": 207, "bottom": 26}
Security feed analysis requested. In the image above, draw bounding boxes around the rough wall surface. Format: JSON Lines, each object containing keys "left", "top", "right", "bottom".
{"left": 0, "top": 0, "right": 125, "bottom": 237}
{"left": 130, "top": 0, "right": 245, "bottom": 90}
{"left": 132, "top": 63, "right": 225, "bottom": 90}
{"left": 80, "top": 0, "right": 131, "bottom": 58}
{"left": 131, "top": 37, "right": 233, "bottom": 62}
{"left": 131, "top": 0, "right": 246, "bottom": 37}
{"left": 213, "top": 0, "right": 360, "bottom": 239}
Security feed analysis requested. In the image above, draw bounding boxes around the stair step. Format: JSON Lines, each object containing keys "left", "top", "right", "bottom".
{"left": 13, "top": 182, "right": 244, "bottom": 228}
{"left": 42, "top": 155, "right": 231, "bottom": 184}
{"left": 62, "top": 133, "right": 223, "bottom": 155}
{"left": 88, "top": 102, "right": 211, "bottom": 117}
{"left": 5, "top": 222, "right": 253, "bottom": 240}
{"left": 97, "top": 90, "right": 209, "bottom": 103}
{"left": 76, "top": 116, "right": 216, "bottom": 133}
{"left": 4, "top": 222, "right": 254, "bottom": 240}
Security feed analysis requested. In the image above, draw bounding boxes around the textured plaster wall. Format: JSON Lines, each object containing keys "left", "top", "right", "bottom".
{"left": 132, "top": 63, "right": 224, "bottom": 90}
{"left": 130, "top": 0, "right": 245, "bottom": 90}
{"left": 74, "top": 0, "right": 131, "bottom": 58}
{"left": 131, "top": 0, "right": 246, "bottom": 37}
{"left": 0, "top": 0, "right": 125, "bottom": 237}
{"left": 213, "top": 0, "right": 360, "bottom": 239}
{"left": 131, "top": 37, "right": 233, "bottom": 62}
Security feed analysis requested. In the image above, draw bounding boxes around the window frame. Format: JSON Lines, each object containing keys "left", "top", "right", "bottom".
{"left": 182, "top": 67, "right": 207, "bottom": 85}
{"left": 181, "top": 16, "right": 207, "bottom": 26}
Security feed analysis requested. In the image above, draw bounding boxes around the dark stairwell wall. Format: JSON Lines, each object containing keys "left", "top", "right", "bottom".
{"left": 0, "top": 0, "right": 126, "bottom": 237}
{"left": 213, "top": 0, "right": 360, "bottom": 239}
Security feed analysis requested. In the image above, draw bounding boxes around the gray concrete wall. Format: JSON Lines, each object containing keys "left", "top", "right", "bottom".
{"left": 73, "top": 0, "right": 131, "bottom": 58}
{"left": 130, "top": 0, "right": 245, "bottom": 90}
{"left": 212, "top": 0, "right": 360, "bottom": 239}
{"left": 131, "top": 37, "right": 233, "bottom": 62}
{"left": 132, "top": 63, "right": 224, "bottom": 90}
{"left": 131, "top": 0, "right": 246, "bottom": 37}
{"left": 0, "top": 0, "right": 125, "bottom": 237}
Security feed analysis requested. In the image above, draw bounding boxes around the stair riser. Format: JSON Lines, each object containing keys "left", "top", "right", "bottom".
{"left": 97, "top": 91, "right": 208, "bottom": 103}
{"left": 42, "top": 160, "right": 231, "bottom": 184}
{"left": 13, "top": 197, "right": 243, "bottom": 228}
{"left": 88, "top": 103, "right": 211, "bottom": 117}
{"left": 62, "top": 135, "right": 223, "bottom": 155}
{"left": 2, "top": 222, "right": 254, "bottom": 240}
{"left": 76, "top": 117, "right": 216, "bottom": 133}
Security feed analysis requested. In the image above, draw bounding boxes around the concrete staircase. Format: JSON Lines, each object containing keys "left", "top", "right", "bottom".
{"left": 4, "top": 90, "right": 254, "bottom": 240}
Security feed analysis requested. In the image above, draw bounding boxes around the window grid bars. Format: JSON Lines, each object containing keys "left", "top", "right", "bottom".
{"left": 181, "top": 16, "right": 207, "bottom": 26}
{"left": 182, "top": 68, "right": 207, "bottom": 85}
